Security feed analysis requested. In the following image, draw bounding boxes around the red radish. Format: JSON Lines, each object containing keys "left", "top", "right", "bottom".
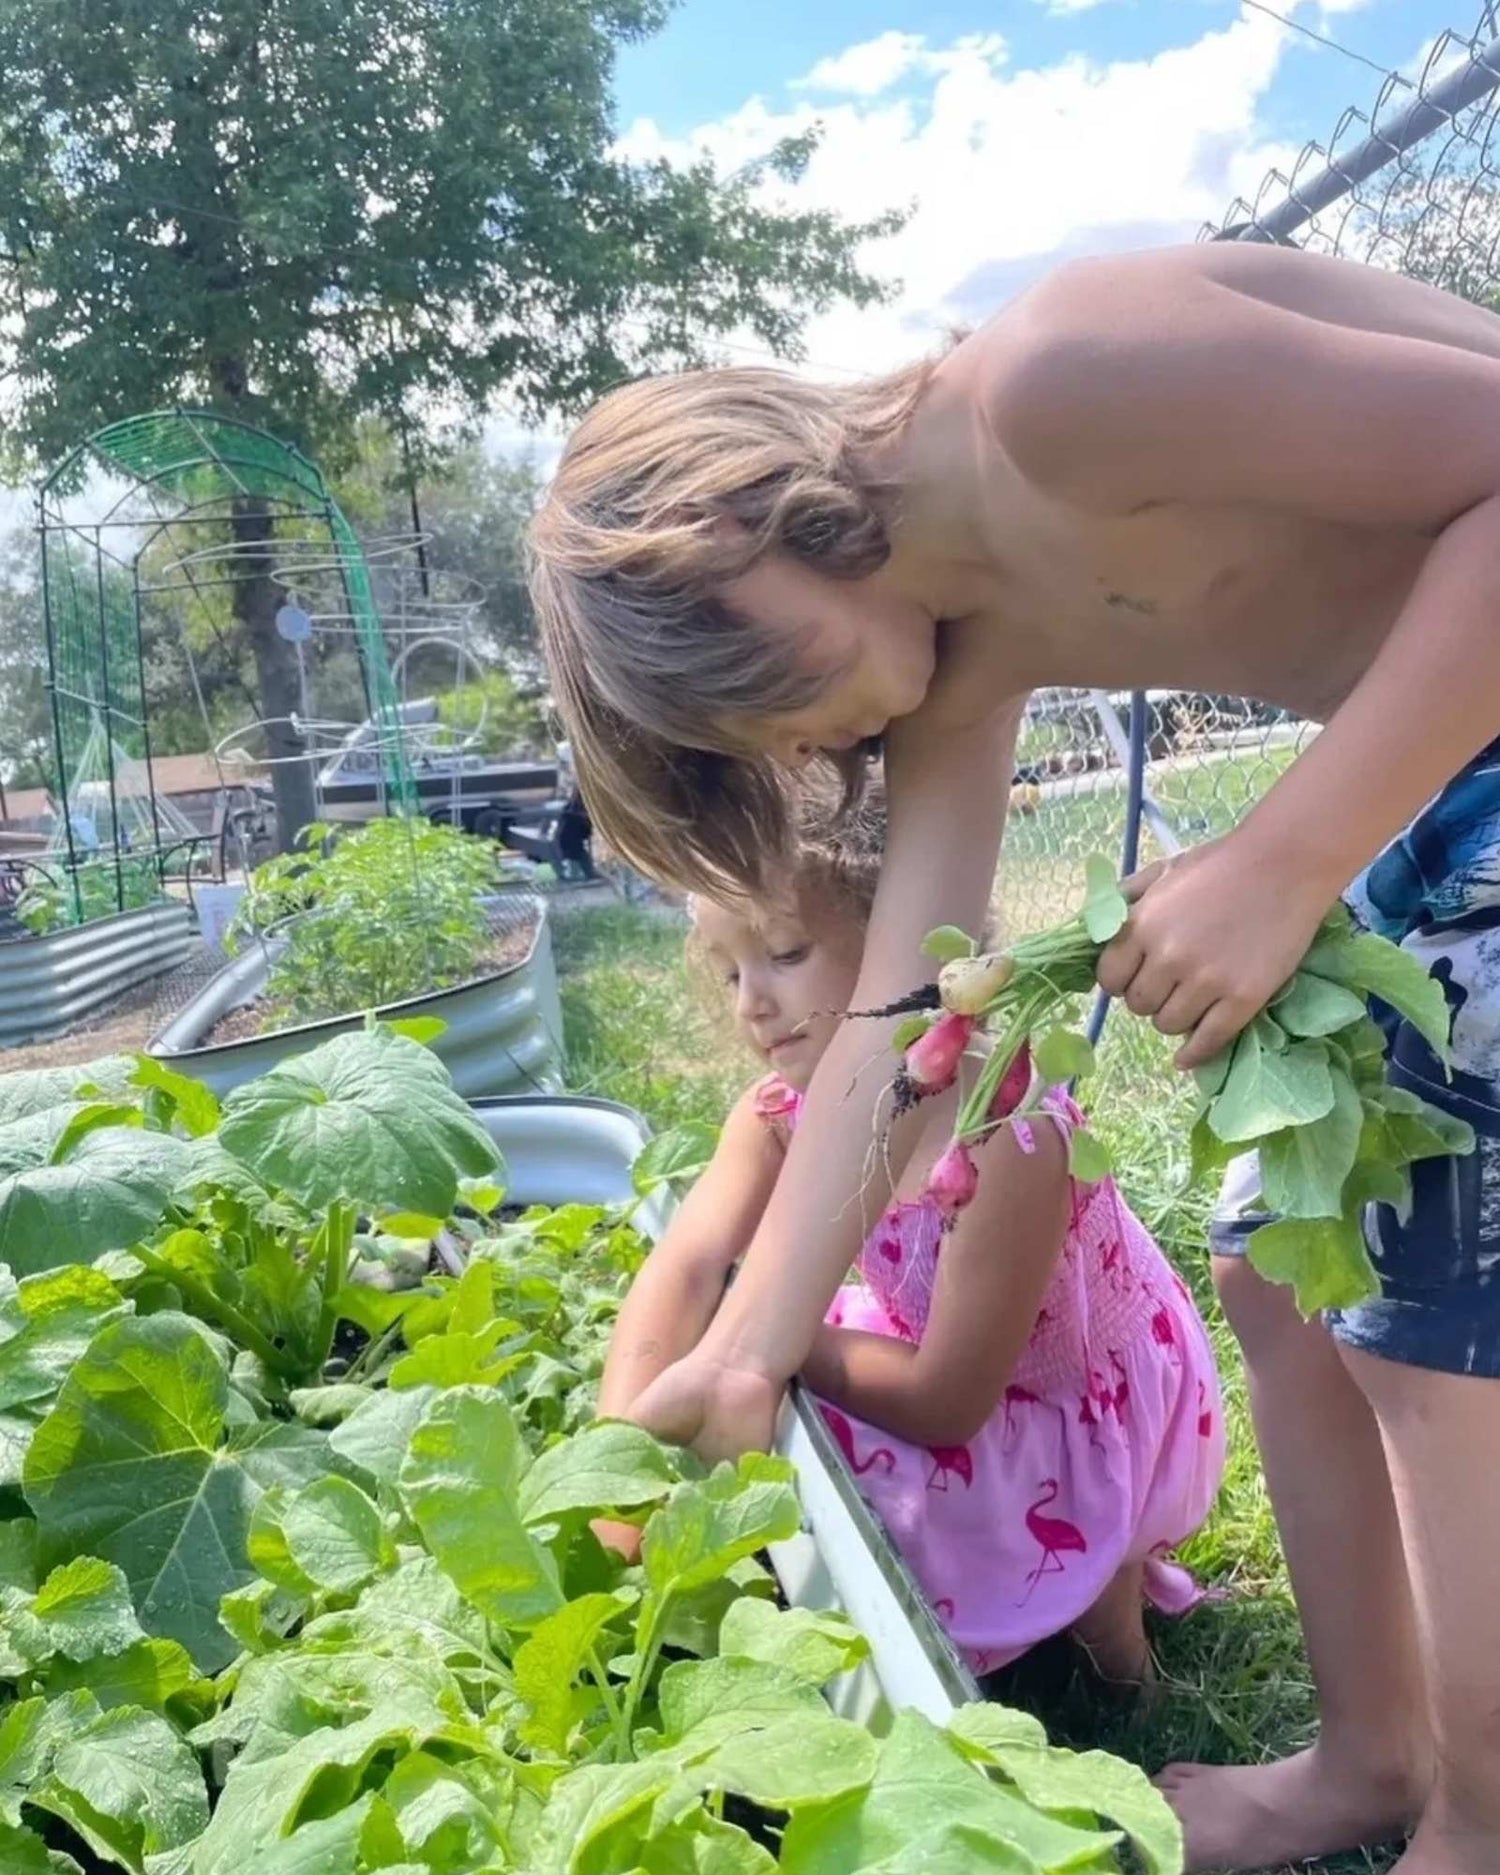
{"left": 990, "top": 1042, "right": 1034, "bottom": 1120}
{"left": 938, "top": 951, "right": 1013, "bottom": 1017}
{"left": 928, "top": 1140, "right": 979, "bottom": 1219}
{"left": 904, "top": 1012, "right": 974, "bottom": 1095}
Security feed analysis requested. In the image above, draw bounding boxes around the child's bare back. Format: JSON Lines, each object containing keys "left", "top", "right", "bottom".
{"left": 902, "top": 242, "right": 1500, "bottom": 728}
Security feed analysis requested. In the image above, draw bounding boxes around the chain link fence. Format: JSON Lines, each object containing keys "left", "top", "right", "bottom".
{"left": 995, "top": 2, "right": 1500, "bottom": 1136}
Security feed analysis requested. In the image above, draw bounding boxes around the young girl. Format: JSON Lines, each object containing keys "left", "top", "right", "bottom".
{"left": 532, "top": 244, "right": 1500, "bottom": 1874}
{"left": 598, "top": 800, "right": 1224, "bottom": 1683}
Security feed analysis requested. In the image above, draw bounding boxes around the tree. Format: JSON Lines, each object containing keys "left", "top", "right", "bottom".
{"left": 0, "top": 0, "right": 896, "bottom": 846}
{"left": 0, "top": 525, "right": 51, "bottom": 795}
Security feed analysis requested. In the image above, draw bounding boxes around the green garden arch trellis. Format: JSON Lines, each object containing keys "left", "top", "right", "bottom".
{"left": 35, "top": 409, "right": 418, "bottom": 924}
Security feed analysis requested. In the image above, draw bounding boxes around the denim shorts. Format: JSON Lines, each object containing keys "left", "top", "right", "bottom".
{"left": 1210, "top": 736, "right": 1500, "bottom": 1380}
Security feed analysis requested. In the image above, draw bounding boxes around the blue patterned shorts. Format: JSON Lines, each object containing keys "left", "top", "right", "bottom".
{"left": 1210, "top": 736, "right": 1500, "bottom": 1378}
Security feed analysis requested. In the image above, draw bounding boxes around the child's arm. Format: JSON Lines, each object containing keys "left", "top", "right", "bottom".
{"left": 992, "top": 253, "right": 1500, "bottom": 1067}
{"left": 629, "top": 695, "right": 1024, "bottom": 1457}
{"left": 597, "top": 1087, "right": 783, "bottom": 1421}
{"left": 799, "top": 1122, "right": 1070, "bottom": 1448}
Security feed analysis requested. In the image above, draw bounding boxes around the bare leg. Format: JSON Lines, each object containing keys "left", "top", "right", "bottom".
{"left": 1159, "top": 1259, "right": 1429, "bottom": 1873}
{"left": 1071, "top": 1561, "right": 1152, "bottom": 1686}
{"left": 1344, "top": 1348, "right": 1500, "bottom": 1875}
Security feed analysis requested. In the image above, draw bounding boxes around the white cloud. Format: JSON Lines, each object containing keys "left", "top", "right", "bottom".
{"left": 617, "top": 8, "right": 1305, "bottom": 379}
{"left": 795, "top": 30, "right": 1008, "bottom": 98}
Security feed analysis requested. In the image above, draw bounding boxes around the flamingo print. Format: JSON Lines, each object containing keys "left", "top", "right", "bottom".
{"left": 1108, "top": 1351, "right": 1131, "bottom": 1422}
{"left": 932, "top": 1597, "right": 956, "bottom": 1620}
{"left": 819, "top": 1405, "right": 896, "bottom": 1476}
{"left": 1197, "top": 1379, "right": 1215, "bottom": 1440}
{"left": 1152, "top": 1305, "right": 1183, "bottom": 1364}
{"left": 1002, "top": 1383, "right": 1041, "bottom": 1449}
{"left": 925, "top": 1443, "right": 974, "bottom": 1492}
{"left": 1020, "top": 1479, "right": 1088, "bottom": 1605}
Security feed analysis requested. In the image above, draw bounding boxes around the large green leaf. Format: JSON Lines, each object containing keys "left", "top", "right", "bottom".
{"left": 514, "top": 1589, "right": 635, "bottom": 1754}
{"left": 217, "top": 1030, "right": 500, "bottom": 1215}
{"left": 30, "top": 1702, "right": 209, "bottom": 1870}
{"left": 327, "top": 1385, "right": 435, "bottom": 1489}
{"left": 633, "top": 1124, "right": 719, "bottom": 1198}
{"left": 779, "top": 1711, "right": 1119, "bottom": 1875}
{"left": 717, "top": 1599, "right": 869, "bottom": 1688}
{"left": 642, "top": 1457, "right": 801, "bottom": 1615}
{"left": 1303, "top": 930, "right": 1452, "bottom": 1064}
{"left": 1258, "top": 1066, "right": 1364, "bottom": 1220}
{"left": 948, "top": 1728, "right": 1180, "bottom": 1875}
{"left": 1247, "top": 1214, "right": 1380, "bottom": 1315}
{"left": 0, "top": 1059, "right": 134, "bottom": 1128}
{"left": 399, "top": 1387, "right": 561, "bottom": 1629}
{"left": 1208, "top": 1018, "right": 1335, "bottom": 1144}
{"left": 23, "top": 1313, "right": 338, "bottom": 1671}
{"left": 0, "top": 1129, "right": 194, "bottom": 1273}
{"left": 8, "top": 1557, "right": 144, "bottom": 1667}
{"left": 518, "top": 1421, "right": 678, "bottom": 1526}
{"left": 1270, "top": 972, "right": 1367, "bottom": 1039}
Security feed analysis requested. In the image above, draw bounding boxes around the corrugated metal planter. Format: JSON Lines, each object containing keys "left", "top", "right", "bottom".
{"left": 472, "top": 1092, "right": 980, "bottom": 1728}
{"left": 0, "top": 900, "right": 195, "bottom": 1048}
{"left": 148, "top": 896, "right": 563, "bottom": 1100}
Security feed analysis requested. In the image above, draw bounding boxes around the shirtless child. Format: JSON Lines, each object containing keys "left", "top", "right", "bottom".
{"left": 529, "top": 241, "right": 1500, "bottom": 1874}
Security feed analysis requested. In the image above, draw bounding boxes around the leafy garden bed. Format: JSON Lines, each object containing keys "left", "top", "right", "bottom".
{"left": 0, "top": 1030, "right": 1180, "bottom": 1873}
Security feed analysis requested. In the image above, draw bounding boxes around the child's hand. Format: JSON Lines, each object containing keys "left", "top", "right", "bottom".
{"left": 1096, "top": 833, "right": 1334, "bottom": 1069}
{"left": 591, "top": 1517, "right": 643, "bottom": 1563}
{"left": 628, "top": 1348, "right": 782, "bottom": 1463}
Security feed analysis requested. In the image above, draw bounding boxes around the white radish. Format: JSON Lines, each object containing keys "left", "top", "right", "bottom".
{"left": 937, "top": 951, "right": 1013, "bottom": 1017}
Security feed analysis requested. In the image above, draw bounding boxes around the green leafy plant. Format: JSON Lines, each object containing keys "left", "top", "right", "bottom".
{"left": 13, "top": 858, "right": 163, "bottom": 938}
{"left": 0, "top": 1025, "right": 1183, "bottom": 1872}
{"left": 227, "top": 818, "right": 506, "bottom": 1028}
{"left": 889, "top": 865, "right": 1474, "bottom": 1315}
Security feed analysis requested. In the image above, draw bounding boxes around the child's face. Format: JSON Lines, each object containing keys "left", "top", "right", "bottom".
{"left": 694, "top": 895, "right": 862, "bottom": 1092}
{"left": 719, "top": 556, "right": 936, "bottom": 767}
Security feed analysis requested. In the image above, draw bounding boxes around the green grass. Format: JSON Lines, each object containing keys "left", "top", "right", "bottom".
{"left": 554, "top": 902, "right": 1401, "bottom": 1875}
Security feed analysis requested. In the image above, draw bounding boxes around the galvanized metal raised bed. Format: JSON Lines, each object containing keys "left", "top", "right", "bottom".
{"left": 149, "top": 896, "right": 563, "bottom": 1100}
{"left": 0, "top": 900, "right": 196, "bottom": 1049}
{"left": 473, "top": 1092, "right": 979, "bottom": 1728}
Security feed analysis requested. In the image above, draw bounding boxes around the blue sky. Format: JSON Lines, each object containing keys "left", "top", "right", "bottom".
{"left": 600, "top": 0, "right": 1482, "bottom": 384}
{"left": 617, "top": 0, "right": 1465, "bottom": 146}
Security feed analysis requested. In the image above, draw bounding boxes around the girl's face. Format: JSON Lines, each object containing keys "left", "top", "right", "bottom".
{"left": 693, "top": 893, "right": 863, "bottom": 1091}
{"left": 719, "top": 556, "right": 936, "bottom": 767}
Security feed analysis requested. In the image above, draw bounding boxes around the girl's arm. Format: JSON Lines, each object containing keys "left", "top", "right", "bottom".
{"left": 799, "top": 1121, "right": 1071, "bottom": 1447}
{"left": 597, "top": 1087, "right": 783, "bottom": 1420}
{"left": 630, "top": 694, "right": 1025, "bottom": 1456}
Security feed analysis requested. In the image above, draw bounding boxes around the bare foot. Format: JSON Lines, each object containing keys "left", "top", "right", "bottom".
{"left": 1392, "top": 1810, "right": 1500, "bottom": 1875}
{"left": 1157, "top": 1742, "right": 1425, "bottom": 1873}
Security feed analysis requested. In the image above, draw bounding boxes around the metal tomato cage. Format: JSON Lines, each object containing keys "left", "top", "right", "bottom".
{"left": 28, "top": 409, "right": 422, "bottom": 930}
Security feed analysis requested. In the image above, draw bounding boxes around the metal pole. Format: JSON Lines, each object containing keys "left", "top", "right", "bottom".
{"left": 1233, "top": 33, "right": 1500, "bottom": 244}
{"left": 94, "top": 528, "right": 126, "bottom": 913}
{"left": 37, "top": 508, "right": 82, "bottom": 912}
{"left": 131, "top": 570, "right": 164, "bottom": 858}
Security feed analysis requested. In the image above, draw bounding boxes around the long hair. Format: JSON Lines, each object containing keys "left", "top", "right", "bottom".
{"left": 529, "top": 358, "right": 938, "bottom": 895}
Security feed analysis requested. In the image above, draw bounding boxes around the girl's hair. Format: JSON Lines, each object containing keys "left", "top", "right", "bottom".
{"left": 529, "top": 359, "right": 940, "bottom": 897}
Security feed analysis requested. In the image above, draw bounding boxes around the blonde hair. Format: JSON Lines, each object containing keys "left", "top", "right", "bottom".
{"left": 529, "top": 359, "right": 938, "bottom": 896}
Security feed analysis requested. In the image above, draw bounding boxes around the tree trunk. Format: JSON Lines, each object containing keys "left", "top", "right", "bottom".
{"left": 230, "top": 497, "right": 317, "bottom": 851}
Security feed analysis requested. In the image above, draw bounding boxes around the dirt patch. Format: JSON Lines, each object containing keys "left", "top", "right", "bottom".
{"left": 199, "top": 916, "right": 538, "bottom": 1050}
{"left": 0, "top": 945, "right": 224, "bottom": 1077}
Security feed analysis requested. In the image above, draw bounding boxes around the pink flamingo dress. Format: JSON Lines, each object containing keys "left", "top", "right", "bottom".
{"left": 757, "top": 1074, "right": 1226, "bottom": 1675}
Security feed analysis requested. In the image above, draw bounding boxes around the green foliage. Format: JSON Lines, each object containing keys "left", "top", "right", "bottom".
{"left": 228, "top": 818, "right": 501, "bottom": 1026}
{"left": 0, "top": 1020, "right": 1180, "bottom": 1872}
{"left": 13, "top": 859, "right": 164, "bottom": 938}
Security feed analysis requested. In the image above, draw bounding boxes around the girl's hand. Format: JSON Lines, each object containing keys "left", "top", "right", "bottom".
{"left": 628, "top": 1349, "right": 782, "bottom": 1463}
{"left": 1097, "top": 833, "right": 1334, "bottom": 1069}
